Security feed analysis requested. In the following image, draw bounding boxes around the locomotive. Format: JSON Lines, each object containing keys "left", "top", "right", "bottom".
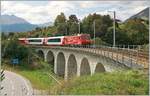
{"left": 18, "top": 34, "right": 92, "bottom": 46}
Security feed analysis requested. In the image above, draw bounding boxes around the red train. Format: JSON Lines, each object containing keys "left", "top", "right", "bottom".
{"left": 18, "top": 34, "right": 92, "bottom": 46}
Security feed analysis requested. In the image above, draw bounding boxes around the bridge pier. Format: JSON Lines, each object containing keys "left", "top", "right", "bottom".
{"left": 44, "top": 52, "right": 47, "bottom": 62}
{"left": 76, "top": 59, "right": 81, "bottom": 77}
{"left": 54, "top": 56, "right": 57, "bottom": 74}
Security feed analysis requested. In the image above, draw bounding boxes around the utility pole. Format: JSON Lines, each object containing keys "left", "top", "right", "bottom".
{"left": 93, "top": 20, "right": 96, "bottom": 47}
{"left": 65, "top": 21, "right": 68, "bottom": 35}
{"left": 108, "top": 11, "right": 116, "bottom": 47}
{"left": 113, "top": 11, "right": 116, "bottom": 47}
{"left": 78, "top": 19, "right": 80, "bottom": 34}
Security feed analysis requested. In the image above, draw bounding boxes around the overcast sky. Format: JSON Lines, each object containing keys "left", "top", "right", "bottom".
{"left": 1, "top": 1, "right": 149, "bottom": 24}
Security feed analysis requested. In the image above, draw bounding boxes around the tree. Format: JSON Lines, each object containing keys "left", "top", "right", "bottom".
{"left": 54, "top": 12, "right": 66, "bottom": 26}
{"left": 94, "top": 37, "right": 107, "bottom": 45}
{"left": 2, "top": 37, "right": 30, "bottom": 60}
{"left": 67, "top": 14, "right": 79, "bottom": 35}
{"left": 54, "top": 12, "right": 67, "bottom": 35}
{"left": 104, "top": 27, "right": 129, "bottom": 45}
{"left": 68, "top": 15, "right": 78, "bottom": 23}
{"left": 122, "top": 19, "right": 149, "bottom": 45}
{"left": 81, "top": 13, "right": 113, "bottom": 38}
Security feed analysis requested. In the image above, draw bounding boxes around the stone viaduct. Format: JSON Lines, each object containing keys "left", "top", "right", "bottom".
{"left": 34, "top": 46, "right": 145, "bottom": 79}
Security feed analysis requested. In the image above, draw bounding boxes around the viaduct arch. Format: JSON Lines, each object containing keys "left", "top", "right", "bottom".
{"left": 80, "top": 58, "right": 91, "bottom": 76}
{"left": 95, "top": 63, "right": 106, "bottom": 73}
{"left": 37, "top": 50, "right": 44, "bottom": 60}
{"left": 46, "top": 51, "right": 54, "bottom": 66}
{"left": 67, "top": 54, "right": 77, "bottom": 77}
{"left": 56, "top": 52, "right": 65, "bottom": 77}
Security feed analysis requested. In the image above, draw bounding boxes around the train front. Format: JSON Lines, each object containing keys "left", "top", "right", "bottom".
{"left": 79, "top": 34, "right": 92, "bottom": 45}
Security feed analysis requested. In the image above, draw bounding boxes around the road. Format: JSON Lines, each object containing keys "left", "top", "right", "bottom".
{"left": 1, "top": 71, "right": 33, "bottom": 96}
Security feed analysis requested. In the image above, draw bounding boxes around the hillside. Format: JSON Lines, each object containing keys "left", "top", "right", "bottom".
{"left": 37, "top": 22, "right": 53, "bottom": 27}
{"left": 1, "top": 23, "right": 37, "bottom": 32}
{"left": 125, "top": 7, "right": 149, "bottom": 21}
{"left": 1, "top": 15, "right": 37, "bottom": 32}
{"left": 1, "top": 15, "right": 30, "bottom": 25}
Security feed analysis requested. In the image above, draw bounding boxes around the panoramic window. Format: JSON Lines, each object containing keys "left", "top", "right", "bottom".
{"left": 28, "top": 39, "right": 42, "bottom": 42}
{"left": 48, "top": 38, "right": 61, "bottom": 42}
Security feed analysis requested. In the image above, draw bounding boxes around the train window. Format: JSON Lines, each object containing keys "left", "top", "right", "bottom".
{"left": 28, "top": 39, "right": 42, "bottom": 42}
{"left": 48, "top": 38, "right": 61, "bottom": 42}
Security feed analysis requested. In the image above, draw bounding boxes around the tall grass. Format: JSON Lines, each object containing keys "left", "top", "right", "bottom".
{"left": 3, "top": 61, "right": 61, "bottom": 90}
{"left": 51, "top": 70, "right": 149, "bottom": 95}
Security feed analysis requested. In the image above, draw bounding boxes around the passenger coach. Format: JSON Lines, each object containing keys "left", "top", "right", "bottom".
{"left": 18, "top": 34, "right": 92, "bottom": 46}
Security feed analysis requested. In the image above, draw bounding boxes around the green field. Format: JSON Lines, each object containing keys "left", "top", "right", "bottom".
{"left": 51, "top": 70, "right": 149, "bottom": 95}
{"left": 18, "top": 69, "right": 57, "bottom": 89}
{"left": 3, "top": 63, "right": 149, "bottom": 95}
{"left": 3, "top": 62, "right": 62, "bottom": 90}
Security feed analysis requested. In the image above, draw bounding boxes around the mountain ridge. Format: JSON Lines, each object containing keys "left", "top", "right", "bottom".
{"left": 1, "top": 15, "right": 53, "bottom": 32}
{"left": 1, "top": 15, "right": 30, "bottom": 25}
{"left": 125, "top": 7, "right": 149, "bottom": 21}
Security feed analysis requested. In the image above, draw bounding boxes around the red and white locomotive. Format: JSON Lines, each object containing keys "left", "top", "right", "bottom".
{"left": 18, "top": 34, "right": 92, "bottom": 46}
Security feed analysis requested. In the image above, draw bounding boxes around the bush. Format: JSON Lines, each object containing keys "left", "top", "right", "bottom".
{"left": 2, "top": 38, "right": 29, "bottom": 60}
{"left": 94, "top": 37, "right": 107, "bottom": 45}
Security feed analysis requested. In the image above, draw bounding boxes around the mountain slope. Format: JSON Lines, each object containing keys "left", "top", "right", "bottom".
{"left": 37, "top": 22, "right": 53, "bottom": 27}
{"left": 1, "top": 24, "right": 37, "bottom": 32}
{"left": 1, "top": 15, "right": 37, "bottom": 32}
{"left": 126, "top": 7, "right": 149, "bottom": 21}
{"left": 1, "top": 15, "right": 29, "bottom": 25}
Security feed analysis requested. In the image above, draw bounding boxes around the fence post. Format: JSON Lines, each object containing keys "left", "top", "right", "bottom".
{"left": 133, "top": 45, "right": 134, "bottom": 50}
{"left": 117, "top": 47, "right": 118, "bottom": 62}
{"left": 128, "top": 45, "right": 129, "bottom": 51}
{"left": 122, "top": 48, "right": 124, "bottom": 64}
{"left": 130, "top": 49, "right": 132, "bottom": 68}
{"left": 107, "top": 50, "right": 109, "bottom": 57}
{"left": 136, "top": 48, "right": 138, "bottom": 65}
{"left": 138, "top": 45, "right": 141, "bottom": 65}
{"left": 128, "top": 45, "right": 130, "bottom": 58}
{"left": 123, "top": 45, "right": 125, "bottom": 50}
{"left": 111, "top": 47, "right": 113, "bottom": 59}
{"left": 131, "top": 52, "right": 133, "bottom": 68}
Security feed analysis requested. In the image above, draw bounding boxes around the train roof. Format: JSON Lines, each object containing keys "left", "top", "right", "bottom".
{"left": 27, "top": 38, "right": 44, "bottom": 40}
{"left": 77, "top": 34, "right": 90, "bottom": 36}
{"left": 18, "top": 38, "right": 26, "bottom": 40}
{"left": 46, "top": 36, "right": 65, "bottom": 39}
